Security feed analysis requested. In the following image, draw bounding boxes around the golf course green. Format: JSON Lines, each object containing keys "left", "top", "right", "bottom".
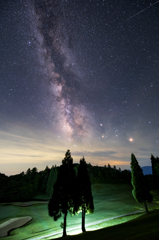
{"left": 0, "top": 184, "right": 158, "bottom": 240}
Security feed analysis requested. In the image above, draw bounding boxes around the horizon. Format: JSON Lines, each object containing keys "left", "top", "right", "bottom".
{"left": 1, "top": 155, "right": 152, "bottom": 177}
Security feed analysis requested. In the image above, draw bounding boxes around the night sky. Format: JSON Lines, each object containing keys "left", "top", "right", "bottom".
{"left": 1, "top": 0, "right": 159, "bottom": 175}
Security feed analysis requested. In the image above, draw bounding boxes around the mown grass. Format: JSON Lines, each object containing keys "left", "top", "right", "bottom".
{"left": 60, "top": 209, "right": 159, "bottom": 240}
{"left": 0, "top": 184, "right": 158, "bottom": 240}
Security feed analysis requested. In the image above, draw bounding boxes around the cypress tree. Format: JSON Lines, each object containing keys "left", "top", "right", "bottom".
{"left": 151, "top": 154, "right": 159, "bottom": 189}
{"left": 46, "top": 166, "right": 57, "bottom": 196}
{"left": 130, "top": 153, "right": 153, "bottom": 213}
{"left": 48, "top": 150, "right": 76, "bottom": 237}
{"left": 41, "top": 166, "right": 50, "bottom": 193}
{"left": 76, "top": 157, "right": 94, "bottom": 232}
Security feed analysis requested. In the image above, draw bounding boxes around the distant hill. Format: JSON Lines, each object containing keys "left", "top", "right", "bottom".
{"left": 141, "top": 166, "right": 152, "bottom": 175}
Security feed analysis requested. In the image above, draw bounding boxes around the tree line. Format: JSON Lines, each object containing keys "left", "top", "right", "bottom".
{"left": 0, "top": 158, "right": 131, "bottom": 202}
{"left": 0, "top": 151, "right": 158, "bottom": 205}
{"left": 0, "top": 166, "right": 50, "bottom": 202}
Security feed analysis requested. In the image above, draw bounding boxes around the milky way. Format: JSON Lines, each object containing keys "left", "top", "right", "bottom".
{"left": 32, "top": 0, "right": 94, "bottom": 141}
{"left": 0, "top": 0, "right": 159, "bottom": 174}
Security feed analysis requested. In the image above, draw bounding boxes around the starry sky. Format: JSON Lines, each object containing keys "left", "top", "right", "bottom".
{"left": 0, "top": 0, "right": 159, "bottom": 176}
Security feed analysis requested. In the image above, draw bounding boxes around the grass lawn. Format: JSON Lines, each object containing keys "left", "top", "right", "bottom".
{"left": 0, "top": 185, "right": 158, "bottom": 240}
{"left": 60, "top": 209, "right": 159, "bottom": 240}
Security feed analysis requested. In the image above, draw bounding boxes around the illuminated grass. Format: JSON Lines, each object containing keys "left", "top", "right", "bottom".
{"left": 57, "top": 209, "right": 159, "bottom": 240}
{"left": 87, "top": 212, "right": 144, "bottom": 230}
{"left": 0, "top": 185, "right": 159, "bottom": 240}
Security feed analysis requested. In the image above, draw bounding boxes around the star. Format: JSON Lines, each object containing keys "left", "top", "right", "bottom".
{"left": 0, "top": 0, "right": 159, "bottom": 175}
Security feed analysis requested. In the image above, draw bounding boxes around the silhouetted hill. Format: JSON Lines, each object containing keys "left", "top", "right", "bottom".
{"left": 141, "top": 166, "right": 152, "bottom": 175}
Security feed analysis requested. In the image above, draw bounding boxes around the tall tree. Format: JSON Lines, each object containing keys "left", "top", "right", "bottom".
{"left": 151, "top": 154, "right": 159, "bottom": 189}
{"left": 76, "top": 157, "right": 94, "bottom": 232}
{"left": 46, "top": 165, "right": 57, "bottom": 196}
{"left": 48, "top": 150, "right": 76, "bottom": 237}
{"left": 130, "top": 153, "right": 153, "bottom": 213}
{"left": 41, "top": 166, "right": 50, "bottom": 193}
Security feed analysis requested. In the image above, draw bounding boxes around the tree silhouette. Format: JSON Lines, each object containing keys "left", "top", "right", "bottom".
{"left": 151, "top": 154, "right": 159, "bottom": 189}
{"left": 41, "top": 166, "right": 50, "bottom": 193}
{"left": 48, "top": 150, "right": 76, "bottom": 237}
{"left": 130, "top": 153, "right": 153, "bottom": 213}
{"left": 76, "top": 157, "right": 94, "bottom": 232}
{"left": 46, "top": 165, "right": 57, "bottom": 196}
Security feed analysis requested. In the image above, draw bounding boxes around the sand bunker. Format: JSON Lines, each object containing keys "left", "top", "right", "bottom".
{"left": 0, "top": 216, "right": 32, "bottom": 237}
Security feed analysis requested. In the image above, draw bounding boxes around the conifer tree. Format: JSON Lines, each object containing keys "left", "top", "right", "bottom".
{"left": 130, "top": 153, "right": 153, "bottom": 213}
{"left": 151, "top": 154, "right": 159, "bottom": 189}
{"left": 48, "top": 150, "right": 76, "bottom": 237}
{"left": 41, "top": 166, "right": 50, "bottom": 193}
{"left": 76, "top": 157, "right": 94, "bottom": 232}
{"left": 46, "top": 166, "right": 57, "bottom": 196}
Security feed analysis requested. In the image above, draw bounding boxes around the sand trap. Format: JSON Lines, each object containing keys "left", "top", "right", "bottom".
{"left": 0, "top": 216, "right": 32, "bottom": 237}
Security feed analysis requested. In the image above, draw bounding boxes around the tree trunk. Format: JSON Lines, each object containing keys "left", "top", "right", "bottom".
{"left": 143, "top": 200, "right": 149, "bottom": 213}
{"left": 82, "top": 206, "right": 86, "bottom": 232}
{"left": 63, "top": 211, "right": 67, "bottom": 237}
